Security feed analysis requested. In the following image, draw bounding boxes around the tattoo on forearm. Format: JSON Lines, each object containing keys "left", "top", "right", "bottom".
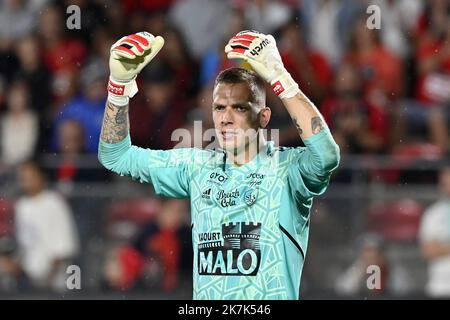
{"left": 311, "top": 116, "right": 324, "bottom": 134}
{"left": 292, "top": 116, "right": 303, "bottom": 135}
{"left": 295, "top": 92, "right": 311, "bottom": 104}
{"left": 100, "top": 101, "right": 129, "bottom": 143}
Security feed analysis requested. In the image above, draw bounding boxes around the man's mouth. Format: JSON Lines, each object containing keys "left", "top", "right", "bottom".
{"left": 221, "top": 130, "right": 237, "bottom": 141}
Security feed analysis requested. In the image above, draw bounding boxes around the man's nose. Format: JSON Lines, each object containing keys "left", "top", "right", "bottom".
{"left": 221, "top": 107, "right": 234, "bottom": 125}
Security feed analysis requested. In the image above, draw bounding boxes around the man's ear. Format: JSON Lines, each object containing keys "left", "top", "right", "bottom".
{"left": 259, "top": 107, "right": 271, "bottom": 128}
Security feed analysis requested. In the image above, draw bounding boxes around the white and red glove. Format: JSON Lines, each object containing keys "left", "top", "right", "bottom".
{"left": 225, "top": 30, "right": 300, "bottom": 100}
{"left": 108, "top": 32, "right": 164, "bottom": 106}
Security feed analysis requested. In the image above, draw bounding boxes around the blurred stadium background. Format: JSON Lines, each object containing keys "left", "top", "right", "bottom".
{"left": 0, "top": 0, "right": 449, "bottom": 299}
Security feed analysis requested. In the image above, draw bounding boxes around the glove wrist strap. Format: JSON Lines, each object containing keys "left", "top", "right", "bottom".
{"left": 107, "top": 76, "right": 138, "bottom": 106}
{"left": 270, "top": 71, "right": 300, "bottom": 100}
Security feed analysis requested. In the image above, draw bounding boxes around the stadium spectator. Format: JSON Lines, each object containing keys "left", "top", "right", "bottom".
{"left": 199, "top": 8, "right": 246, "bottom": 86}
{"left": 370, "top": 0, "right": 422, "bottom": 59}
{"left": 0, "top": 0, "right": 35, "bottom": 106}
{"left": 53, "top": 119, "right": 105, "bottom": 194}
{"left": 128, "top": 63, "right": 187, "bottom": 150}
{"left": 52, "top": 60, "right": 107, "bottom": 154}
{"left": 14, "top": 35, "right": 52, "bottom": 115}
{"left": 38, "top": 4, "right": 87, "bottom": 106}
{"left": 321, "top": 63, "right": 388, "bottom": 154}
{"left": 103, "top": 199, "right": 191, "bottom": 292}
{"left": 335, "top": 233, "right": 411, "bottom": 298}
{"left": 0, "top": 81, "right": 38, "bottom": 166}
{"left": 53, "top": 118, "right": 108, "bottom": 191}
{"left": 301, "top": 0, "right": 343, "bottom": 66}
{"left": 159, "top": 27, "right": 199, "bottom": 99}
{"left": 39, "top": 4, "right": 87, "bottom": 74}
{"left": 14, "top": 35, "right": 52, "bottom": 152}
{"left": 415, "top": 1, "right": 450, "bottom": 101}
{"left": 0, "top": 235, "right": 26, "bottom": 292}
{"left": 15, "top": 161, "right": 79, "bottom": 291}
{"left": 121, "top": 0, "right": 175, "bottom": 15}
{"left": 87, "top": 29, "right": 114, "bottom": 71}
{"left": 0, "top": 45, "right": 19, "bottom": 110}
{"left": 184, "top": 83, "right": 216, "bottom": 149}
{"left": 0, "top": 0, "right": 39, "bottom": 49}
{"left": 404, "top": 0, "right": 450, "bottom": 153}
{"left": 101, "top": 1, "right": 127, "bottom": 37}
{"left": 343, "top": 16, "right": 404, "bottom": 104}
{"left": 240, "top": 0, "right": 292, "bottom": 35}
{"left": 169, "top": 0, "right": 232, "bottom": 59}
{"left": 279, "top": 19, "right": 332, "bottom": 104}
{"left": 62, "top": 0, "right": 108, "bottom": 45}
{"left": 419, "top": 165, "right": 450, "bottom": 297}
{"left": 330, "top": 0, "right": 422, "bottom": 60}
{"left": 56, "top": 120, "right": 85, "bottom": 157}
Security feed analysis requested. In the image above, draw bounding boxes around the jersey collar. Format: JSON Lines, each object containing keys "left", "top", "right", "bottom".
{"left": 219, "top": 140, "right": 275, "bottom": 172}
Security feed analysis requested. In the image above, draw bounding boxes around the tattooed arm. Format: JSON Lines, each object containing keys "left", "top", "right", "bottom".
{"left": 96, "top": 32, "right": 194, "bottom": 194}
{"left": 282, "top": 91, "right": 340, "bottom": 185}
{"left": 100, "top": 31, "right": 163, "bottom": 144}
{"left": 97, "top": 100, "right": 134, "bottom": 175}
{"left": 281, "top": 92, "right": 326, "bottom": 140}
{"left": 100, "top": 101, "right": 130, "bottom": 144}
{"left": 97, "top": 100, "right": 191, "bottom": 198}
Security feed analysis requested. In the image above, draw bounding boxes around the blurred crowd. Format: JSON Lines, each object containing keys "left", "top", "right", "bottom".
{"left": 0, "top": 0, "right": 449, "bottom": 298}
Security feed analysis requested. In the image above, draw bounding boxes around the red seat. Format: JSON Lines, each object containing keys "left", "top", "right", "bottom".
{"left": 367, "top": 199, "right": 424, "bottom": 242}
{"left": 392, "top": 143, "right": 443, "bottom": 162}
{"left": 0, "top": 199, "right": 14, "bottom": 237}
{"left": 374, "top": 143, "right": 443, "bottom": 183}
{"left": 108, "top": 198, "right": 161, "bottom": 225}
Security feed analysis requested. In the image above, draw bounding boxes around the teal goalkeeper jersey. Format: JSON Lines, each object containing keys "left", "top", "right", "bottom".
{"left": 98, "top": 128, "right": 340, "bottom": 300}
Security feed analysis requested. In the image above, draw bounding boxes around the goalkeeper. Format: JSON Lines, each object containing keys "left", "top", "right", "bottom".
{"left": 98, "top": 31, "right": 340, "bottom": 300}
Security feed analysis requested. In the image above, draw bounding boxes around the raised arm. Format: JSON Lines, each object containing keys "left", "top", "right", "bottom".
{"left": 282, "top": 92, "right": 325, "bottom": 139}
{"left": 98, "top": 32, "right": 191, "bottom": 199}
{"left": 225, "top": 31, "right": 340, "bottom": 176}
{"left": 100, "top": 101, "right": 130, "bottom": 144}
{"left": 98, "top": 31, "right": 164, "bottom": 173}
{"left": 100, "top": 31, "right": 164, "bottom": 145}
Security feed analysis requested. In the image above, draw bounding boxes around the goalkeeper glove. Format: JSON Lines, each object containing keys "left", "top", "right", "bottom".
{"left": 108, "top": 32, "right": 164, "bottom": 106}
{"left": 225, "top": 30, "right": 300, "bottom": 100}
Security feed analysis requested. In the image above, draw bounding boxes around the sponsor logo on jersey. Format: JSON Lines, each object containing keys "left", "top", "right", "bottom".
{"left": 246, "top": 173, "right": 265, "bottom": 180}
{"left": 202, "top": 188, "right": 212, "bottom": 199}
{"left": 199, "top": 232, "right": 221, "bottom": 242}
{"left": 207, "top": 172, "right": 228, "bottom": 185}
{"left": 198, "top": 222, "right": 261, "bottom": 276}
{"left": 246, "top": 173, "right": 265, "bottom": 187}
{"left": 216, "top": 189, "right": 240, "bottom": 207}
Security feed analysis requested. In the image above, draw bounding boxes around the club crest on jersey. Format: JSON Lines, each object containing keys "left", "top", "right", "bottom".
{"left": 198, "top": 222, "right": 261, "bottom": 276}
{"left": 243, "top": 189, "right": 256, "bottom": 206}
